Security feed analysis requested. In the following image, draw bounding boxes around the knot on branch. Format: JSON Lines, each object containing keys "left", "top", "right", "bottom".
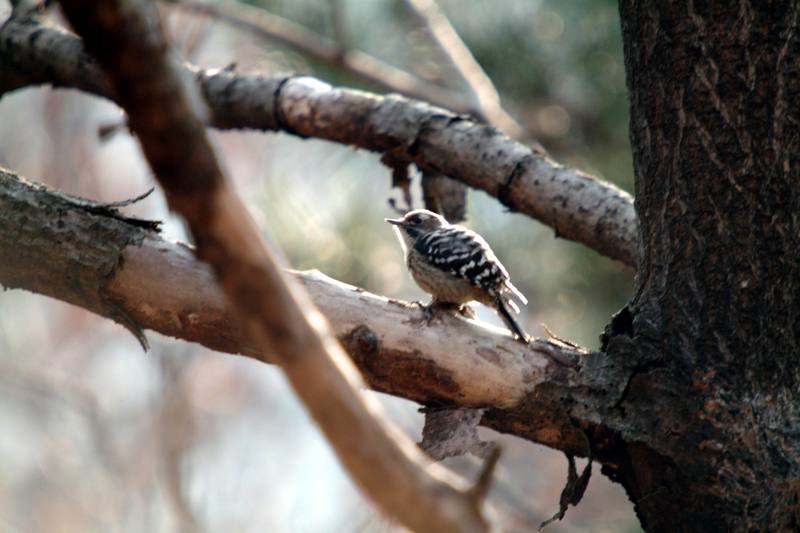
{"left": 343, "top": 324, "right": 380, "bottom": 359}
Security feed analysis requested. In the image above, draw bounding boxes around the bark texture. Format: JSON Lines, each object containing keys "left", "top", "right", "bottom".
{"left": 2, "top": 3, "right": 798, "bottom": 531}
{"left": 0, "top": 173, "right": 156, "bottom": 347}
{"left": 0, "top": 168, "right": 596, "bottom": 461}
{"left": 609, "top": 2, "right": 800, "bottom": 530}
{"left": 0, "top": 17, "right": 638, "bottom": 266}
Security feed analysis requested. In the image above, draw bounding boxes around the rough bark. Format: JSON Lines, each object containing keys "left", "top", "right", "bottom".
{"left": 0, "top": 173, "right": 156, "bottom": 347}
{"left": 0, "top": 168, "right": 600, "bottom": 461}
{"left": 421, "top": 169, "right": 467, "bottom": 222}
{"left": 606, "top": 2, "right": 800, "bottom": 531}
{"left": 0, "top": 16, "right": 638, "bottom": 267}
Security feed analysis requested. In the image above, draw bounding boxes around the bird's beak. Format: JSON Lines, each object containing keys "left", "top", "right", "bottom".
{"left": 384, "top": 217, "right": 404, "bottom": 226}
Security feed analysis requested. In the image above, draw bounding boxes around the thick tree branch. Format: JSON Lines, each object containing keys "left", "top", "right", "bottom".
{"left": 0, "top": 16, "right": 639, "bottom": 267}
{"left": 54, "top": 0, "right": 488, "bottom": 531}
{"left": 0, "top": 167, "right": 619, "bottom": 464}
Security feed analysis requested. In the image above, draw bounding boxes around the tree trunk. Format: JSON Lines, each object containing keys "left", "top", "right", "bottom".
{"left": 610, "top": 1, "right": 800, "bottom": 530}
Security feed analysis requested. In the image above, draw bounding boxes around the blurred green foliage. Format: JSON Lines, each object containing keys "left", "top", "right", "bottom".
{"left": 240, "top": 0, "right": 634, "bottom": 348}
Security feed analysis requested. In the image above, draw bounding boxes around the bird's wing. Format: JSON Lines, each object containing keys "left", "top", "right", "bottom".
{"left": 414, "top": 226, "right": 509, "bottom": 289}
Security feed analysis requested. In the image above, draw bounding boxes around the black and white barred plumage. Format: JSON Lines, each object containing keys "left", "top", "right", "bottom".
{"left": 386, "top": 209, "right": 529, "bottom": 342}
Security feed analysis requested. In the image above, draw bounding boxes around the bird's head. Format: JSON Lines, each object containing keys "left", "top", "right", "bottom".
{"left": 385, "top": 209, "right": 447, "bottom": 240}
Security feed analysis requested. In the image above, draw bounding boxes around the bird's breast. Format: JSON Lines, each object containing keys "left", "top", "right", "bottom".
{"left": 406, "top": 248, "right": 488, "bottom": 305}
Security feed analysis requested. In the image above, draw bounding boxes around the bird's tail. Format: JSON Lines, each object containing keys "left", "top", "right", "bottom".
{"left": 505, "top": 280, "right": 528, "bottom": 305}
{"left": 495, "top": 295, "right": 530, "bottom": 344}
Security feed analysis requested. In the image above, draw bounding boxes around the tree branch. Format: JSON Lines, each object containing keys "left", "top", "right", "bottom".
{"left": 0, "top": 167, "right": 618, "bottom": 463}
{"left": 169, "top": 0, "right": 478, "bottom": 119}
{"left": 328, "top": 0, "right": 350, "bottom": 54}
{"left": 422, "top": 168, "right": 468, "bottom": 222}
{"left": 0, "top": 16, "right": 638, "bottom": 267}
{"left": 53, "top": 0, "right": 489, "bottom": 531}
{"left": 401, "top": 0, "right": 527, "bottom": 140}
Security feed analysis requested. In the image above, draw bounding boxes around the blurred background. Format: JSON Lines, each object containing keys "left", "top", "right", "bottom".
{"left": 0, "top": 0, "right": 638, "bottom": 531}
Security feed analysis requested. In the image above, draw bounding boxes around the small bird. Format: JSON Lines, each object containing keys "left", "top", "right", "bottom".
{"left": 386, "top": 209, "right": 530, "bottom": 342}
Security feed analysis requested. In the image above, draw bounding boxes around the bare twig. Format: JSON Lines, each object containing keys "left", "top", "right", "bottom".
{"left": 329, "top": 0, "right": 350, "bottom": 54}
{"left": 402, "top": 0, "right": 528, "bottom": 140}
{"left": 170, "top": 0, "right": 475, "bottom": 115}
{"left": 421, "top": 169, "right": 467, "bottom": 222}
{"left": 468, "top": 446, "right": 502, "bottom": 505}
{"left": 541, "top": 322, "right": 584, "bottom": 350}
{"left": 0, "top": 18, "right": 638, "bottom": 266}
{"left": 538, "top": 454, "right": 593, "bottom": 531}
{"left": 380, "top": 149, "right": 414, "bottom": 212}
{"left": 55, "top": 1, "right": 490, "bottom": 531}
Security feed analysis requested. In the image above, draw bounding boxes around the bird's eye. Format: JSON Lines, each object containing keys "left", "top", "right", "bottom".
{"left": 407, "top": 215, "right": 421, "bottom": 225}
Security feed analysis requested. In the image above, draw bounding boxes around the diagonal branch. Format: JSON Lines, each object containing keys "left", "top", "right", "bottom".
{"left": 169, "top": 0, "right": 478, "bottom": 119}
{"left": 0, "top": 16, "right": 638, "bottom": 266}
{"left": 0, "top": 167, "right": 615, "bottom": 462}
{"left": 402, "top": 0, "right": 526, "bottom": 140}
{"left": 54, "top": 1, "right": 489, "bottom": 531}
{"left": 328, "top": 0, "right": 350, "bottom": 53}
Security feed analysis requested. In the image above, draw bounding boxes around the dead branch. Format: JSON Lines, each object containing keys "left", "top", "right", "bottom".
{"left": 54, "top": 1, "right": 492, "bottom": 531}
{"left": 0, "top": 16, "right": 637, "bottom": 266}
{"left": 421, "top": 169, "right": 468, "bottom": 222}
{"left": 0, "top": 167, "right": 610, "bottom": 463}
{"left": 169, "top": 0, "right": 476, "bottom": 117}
{"left": 538, "top": 454, "right": 592, "bottom": 530}
{"left": 402, "top": 0, "right": 527, "bottom": 140}
{"left": 328, "top": 0, "right": 350, "bottom": 54}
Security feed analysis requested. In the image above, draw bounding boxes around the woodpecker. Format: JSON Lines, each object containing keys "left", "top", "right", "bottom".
{"left": 385, "top": 209, "right": 530, "bottom": 342}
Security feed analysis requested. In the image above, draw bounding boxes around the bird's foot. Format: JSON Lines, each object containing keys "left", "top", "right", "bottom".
{"left": 456, "top": 304, "right": 476, "bottom": 320}
{"left": 410, "top": 300, "right": 463, "bottom": 326}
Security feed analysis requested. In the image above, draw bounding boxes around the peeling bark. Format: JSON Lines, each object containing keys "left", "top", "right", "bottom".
{"left": 0, "top": 168, "right": 610, "bottom": 463}
{"left": 421, "top": 169, "right": 467, "bottom": 223}
{"left": 0, "top": 173, "right": 154, "bottom": 347}
{"left": 419, "top": 408, "right": 495, "bottom": 460}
